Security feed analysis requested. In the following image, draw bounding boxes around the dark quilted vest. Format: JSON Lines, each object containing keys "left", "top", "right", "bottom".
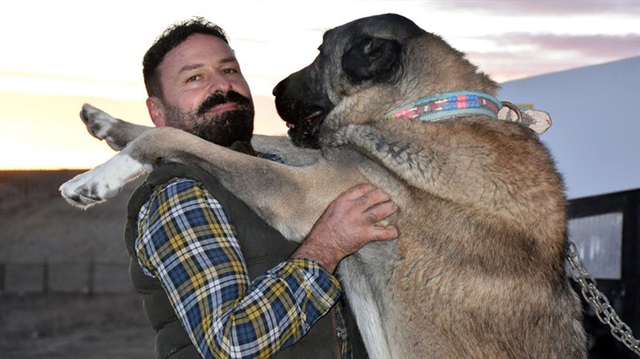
{"left": 124, "top": 143, "right": 366, "bottom": 359}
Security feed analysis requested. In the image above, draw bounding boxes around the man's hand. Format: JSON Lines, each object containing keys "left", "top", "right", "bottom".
{"left": 292, "top": 183, "right": 399, "bottom": 273}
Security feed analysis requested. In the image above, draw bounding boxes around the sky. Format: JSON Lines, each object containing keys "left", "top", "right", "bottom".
{"left": 0, "top": 0, "right": 639, "bottom": 170}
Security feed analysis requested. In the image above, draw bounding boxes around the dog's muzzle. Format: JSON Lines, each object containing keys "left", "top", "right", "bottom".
{"left": 273, "top": 70, "right": 333, "bottom": 148}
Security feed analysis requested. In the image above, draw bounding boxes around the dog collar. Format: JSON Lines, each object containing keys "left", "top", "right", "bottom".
{"left": 385, "top": 91, "right": 501, "bottom": 122}
{"left": 384, "top": 91, "right": 552, "bottom": 134}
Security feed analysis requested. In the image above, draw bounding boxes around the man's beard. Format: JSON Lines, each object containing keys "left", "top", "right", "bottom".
{"left": 164, "top": 91, "right": 254, "bottom": 147}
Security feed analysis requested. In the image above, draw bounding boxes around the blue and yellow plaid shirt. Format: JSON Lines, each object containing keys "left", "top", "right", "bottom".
{"left": 135, "top": 176, "right": 349, "bottom": 359}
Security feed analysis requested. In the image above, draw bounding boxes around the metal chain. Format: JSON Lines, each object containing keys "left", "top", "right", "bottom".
{"left": 566, "top": 240, "right": 640, "bottom": 356}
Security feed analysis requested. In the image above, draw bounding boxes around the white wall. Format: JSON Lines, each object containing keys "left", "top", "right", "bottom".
{"left": 498, "top": 57, "right": 640, "bottom": 200}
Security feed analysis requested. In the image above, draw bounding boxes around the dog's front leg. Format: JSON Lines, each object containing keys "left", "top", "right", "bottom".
{"left": 59, "top": 146, "right": 151, "bottom": 209}
{"left": 188, "top": 144, "right": 365, "bottom": 242}
{"left": 61, "top": 126, "right": 364, "bottom": 241}
{"left": 80, "top": 103, "right": 154, "bottom": 151}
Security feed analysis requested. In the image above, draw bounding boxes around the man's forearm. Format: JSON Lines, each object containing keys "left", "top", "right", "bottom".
{"left": 291, "top": 239, "right": 342, "bottom": 273}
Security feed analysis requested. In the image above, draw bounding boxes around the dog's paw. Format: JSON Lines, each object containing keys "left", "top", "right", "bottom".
{"left": 80, "top": 104, "right": 117, "bottom": 141}
{"left": 80, "top": 104, "right": 128, "bottom": 151}
{"left": 59, "top": 170, "right": 115, "bottom": 209}
{"left": 59, "top": 153, "right": 149, "bottom": 209}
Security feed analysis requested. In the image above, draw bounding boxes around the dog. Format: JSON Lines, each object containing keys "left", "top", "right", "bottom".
{"left": 60, "top": 13, "right": 586, "bottom": 358}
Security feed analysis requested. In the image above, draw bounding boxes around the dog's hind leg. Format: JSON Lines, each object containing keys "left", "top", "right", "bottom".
{"left": 80, "top": 104, "right": 153, "bottom": 151}
{"left": 339, "top": 256, "right": 392, "bottom": 358}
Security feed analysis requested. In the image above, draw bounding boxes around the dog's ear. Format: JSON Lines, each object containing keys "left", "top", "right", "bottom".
{"left": 342, "top": 36, "right": 402, "bottom": 84}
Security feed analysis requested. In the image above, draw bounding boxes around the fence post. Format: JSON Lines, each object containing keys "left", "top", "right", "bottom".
{"left": 87, "top": 257, "right": 95, "bottom": 296}
{"left": 43, "top": 259, "right": 49, "bottom": 294}
{"left": 0, "top": 262, "right": 4, "bottom": 292}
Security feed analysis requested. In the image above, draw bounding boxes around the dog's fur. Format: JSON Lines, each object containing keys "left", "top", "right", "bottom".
{"left": 60, "top": 14, "right": 586, "bottom": 358}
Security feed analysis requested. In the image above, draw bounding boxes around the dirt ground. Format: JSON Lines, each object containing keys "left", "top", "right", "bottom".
{"left": 0, "top": 293, "right": 155, "bottom": 358}
{"left": 1, "top": 171, "right": 155, "bottom": 357}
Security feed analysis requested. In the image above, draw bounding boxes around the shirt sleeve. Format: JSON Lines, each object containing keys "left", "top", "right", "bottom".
{"left": 135, "top": 177, "right": 342, "bottom": 359}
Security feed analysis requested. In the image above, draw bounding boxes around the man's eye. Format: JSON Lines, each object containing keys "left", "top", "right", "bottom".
{"left": 224, "top": 68, "right": 238, "bottom": 74}
{"left": 187, "top": 75, "right": 200, "bottom": 82}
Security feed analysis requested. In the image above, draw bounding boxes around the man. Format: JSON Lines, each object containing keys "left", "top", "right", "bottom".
{"left": 124, "top": 17, "right": 399, "bottom": 359}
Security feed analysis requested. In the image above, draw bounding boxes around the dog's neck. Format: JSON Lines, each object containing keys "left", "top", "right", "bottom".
{"left": 384, "top": 91, "right": 501, "bottom": 122}
{"left": 383, "top": 90, "right": 553, "bottom": 135}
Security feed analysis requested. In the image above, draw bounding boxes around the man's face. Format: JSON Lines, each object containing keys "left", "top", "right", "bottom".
{"left": 148, "top": 33, "right": 254, "bottom": 146}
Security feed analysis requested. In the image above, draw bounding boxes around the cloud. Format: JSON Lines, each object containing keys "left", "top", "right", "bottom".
{"left": 431, "top": 0, "right": 639, "bottom": 16}
{"left": 465, "top": 32, "right": 640, "bottom": 82}
{"left": 479, "top": 32, "right": 640, "bottom": 62}
{"left": 487, "top": 33, "right": 640, "bottom": 58}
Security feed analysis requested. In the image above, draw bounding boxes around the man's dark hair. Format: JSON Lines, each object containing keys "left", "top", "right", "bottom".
{"left": 143, "top": 17, "right": 229, "bottom": 98}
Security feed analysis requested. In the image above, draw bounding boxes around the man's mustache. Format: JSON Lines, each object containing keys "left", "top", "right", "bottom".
{"left": 197, "top": 91, "right": 252, "bottom": 116}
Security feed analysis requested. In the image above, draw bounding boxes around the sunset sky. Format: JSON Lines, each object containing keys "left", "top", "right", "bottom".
{"left": 1, "top": 0, "right": 638, "bottom": 170}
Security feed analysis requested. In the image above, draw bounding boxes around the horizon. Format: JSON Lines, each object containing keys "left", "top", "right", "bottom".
{"left": 1, "top": 0, "right": 638, "bottom": 170}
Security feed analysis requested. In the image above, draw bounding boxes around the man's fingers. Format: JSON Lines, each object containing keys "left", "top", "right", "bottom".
{"left": 342, "top": 183, "right": 399, "bottom": 225}
{"left": 342, "top": 183, "right": 376, "bottom": 200}
{"left": 365, "top": 200, "right": 399, "bottom": 223}
{"left": 343, "top": 184, "right": 393, "bottom": 209}
{"left": 372, "top": 226, "right": 400, "bottom": 242}
{"left": 360, "top": 187, "right": 393, "bottom": 208}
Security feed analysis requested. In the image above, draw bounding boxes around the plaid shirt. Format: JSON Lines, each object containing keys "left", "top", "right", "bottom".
{"left": 135, "top": 174, "right": 350, "bottom": 358}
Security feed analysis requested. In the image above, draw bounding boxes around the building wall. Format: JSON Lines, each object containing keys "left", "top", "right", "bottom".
{"left": 498, "top": 57, "right": 640, "bottom": 200}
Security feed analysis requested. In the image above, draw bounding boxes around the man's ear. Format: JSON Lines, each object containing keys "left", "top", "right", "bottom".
{"left": 146, "top": 97, "right": 167, "bottom": 127}
{"left": 341, "top": 36, "right": 402, "bottom": 84}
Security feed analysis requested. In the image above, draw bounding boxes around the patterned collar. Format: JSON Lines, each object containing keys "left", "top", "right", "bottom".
{"left": 384, "top": 91, "right": 501, "bottom": 122}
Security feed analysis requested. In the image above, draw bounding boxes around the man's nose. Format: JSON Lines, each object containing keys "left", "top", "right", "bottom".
{"left": 208, "top": 73, "right": 233, "bottom": 94}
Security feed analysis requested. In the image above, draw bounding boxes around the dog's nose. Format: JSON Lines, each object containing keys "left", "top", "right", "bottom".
{"left": 272, "top": 78, "right": 286, "bottom": 97}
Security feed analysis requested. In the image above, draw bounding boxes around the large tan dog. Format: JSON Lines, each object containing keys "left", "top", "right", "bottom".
{"left": 61, "top": 14, "right": 586, "bottom": 358}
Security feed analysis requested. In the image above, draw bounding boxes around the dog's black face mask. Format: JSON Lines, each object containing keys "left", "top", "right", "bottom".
{"left": 272, "top": 66, "right": 331, "bottom": 148}
{"left": 273, "top": 14, "right": 411, "bottom": 149}
{"left": 273, "top": 36, "right": 401, "bottom": 148}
